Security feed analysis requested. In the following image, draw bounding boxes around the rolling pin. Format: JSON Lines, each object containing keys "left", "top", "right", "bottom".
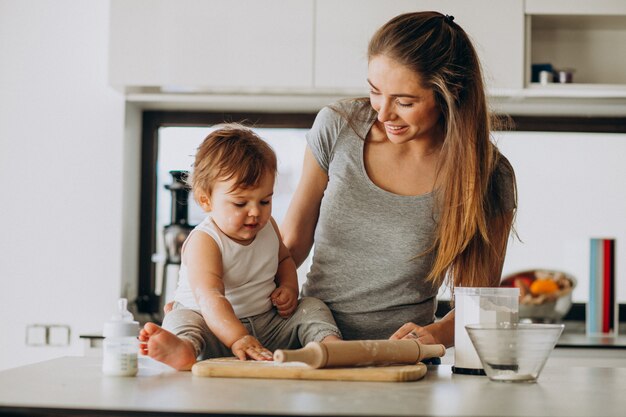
{"left": 273, "top": 339, "right": 445, "bottom": 369}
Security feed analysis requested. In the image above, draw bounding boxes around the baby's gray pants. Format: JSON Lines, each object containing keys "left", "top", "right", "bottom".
{"left": 161, "top": 296, "right": 342, "bottom": 360}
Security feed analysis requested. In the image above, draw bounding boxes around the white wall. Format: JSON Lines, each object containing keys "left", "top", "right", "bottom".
{"left": 0, "top": 0, "right": 126, "bottom": 370}
{"left": 499, "top": 131, "right": 626, "bottom": 303}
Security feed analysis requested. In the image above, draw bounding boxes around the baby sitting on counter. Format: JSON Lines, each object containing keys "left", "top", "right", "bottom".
{"left": 139, "top": 124, "right": 341, "bottom": 370}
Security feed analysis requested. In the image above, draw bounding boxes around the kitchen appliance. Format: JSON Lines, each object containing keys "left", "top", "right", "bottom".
{"left": 160, "top": 171, "right": 194, "bottom": 314}
{"left": 453, "top": 287, "right": 519, "bottom": 375}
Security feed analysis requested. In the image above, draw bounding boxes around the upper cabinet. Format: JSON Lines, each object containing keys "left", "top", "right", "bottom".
{"left": 109, "top": 0, "right": 626, "bottom": 108}
{"left": 314, "top": 0, "right": 525, "bottom": 94}
{"left": 110, "top": 0, "right": 524, "bottom": 94}
{"left": 525, "top": 0, "right": 626, "bottom": 96}
{"left": 109, "top": 0, "right": 315, "bottom": 92}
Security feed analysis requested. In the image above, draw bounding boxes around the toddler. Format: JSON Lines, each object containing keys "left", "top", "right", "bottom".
{"left": 139, "top": 124, "right": 341, "bottom": 370}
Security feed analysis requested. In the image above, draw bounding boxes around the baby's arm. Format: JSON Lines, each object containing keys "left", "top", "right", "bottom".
{"left": 185, "top": 232, "right": 272, "bottom": 360}
{"left": 270, "top": 218, "right": 299, "bottom": 317}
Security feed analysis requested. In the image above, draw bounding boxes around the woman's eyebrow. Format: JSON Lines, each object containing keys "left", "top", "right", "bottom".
{"left": 367, "top": 79, "right": 419, "bottom": 99}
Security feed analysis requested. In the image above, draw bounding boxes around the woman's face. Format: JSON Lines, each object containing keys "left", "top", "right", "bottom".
{"left": 368, "top": 55, "right": 442, "bottom": 144}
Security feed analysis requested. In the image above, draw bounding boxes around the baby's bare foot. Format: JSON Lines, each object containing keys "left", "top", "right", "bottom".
{"left": 139, "top": 322, "right": 196, "bottom": 371}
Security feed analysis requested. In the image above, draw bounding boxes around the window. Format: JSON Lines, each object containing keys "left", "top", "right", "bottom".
{"left": 139, "top": 112, "right": 626, "bottom": 321}
{"left": 137, "top": 112, "right": 315, "bottom": 317}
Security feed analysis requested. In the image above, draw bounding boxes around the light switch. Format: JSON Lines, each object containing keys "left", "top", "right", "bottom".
{"left": 48, "top": 325, "right": 71, "bottom": 346}
{"left": 25, "top": 325, "right": 47, "bottom": 346}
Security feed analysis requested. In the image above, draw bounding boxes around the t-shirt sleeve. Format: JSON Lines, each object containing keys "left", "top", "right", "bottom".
{"left": 306, "top": 106, "right": 344, "bottom": 173}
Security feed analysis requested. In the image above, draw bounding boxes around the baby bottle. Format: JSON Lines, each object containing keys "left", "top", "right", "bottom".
{"left": 102, "top": 298, "right": 140, "bottom": 376}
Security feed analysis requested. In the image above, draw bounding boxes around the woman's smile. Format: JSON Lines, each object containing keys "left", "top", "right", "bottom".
{"left": 384, "top": 123, "right": 409, "bottom": 136}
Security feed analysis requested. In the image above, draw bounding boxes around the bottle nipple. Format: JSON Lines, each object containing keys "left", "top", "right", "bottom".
{"left": 103, "top": 298, "right": 139, "bottom": 338}
{"left": 116, "top": 298, "right": 134, "bottom": 321}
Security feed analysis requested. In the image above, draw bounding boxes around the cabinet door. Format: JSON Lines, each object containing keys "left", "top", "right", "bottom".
{"left": 109, "top": 0, "right": 314, "bottom": 91}
{"left": 315, "top": 0, "right": 524, "bottom": 92}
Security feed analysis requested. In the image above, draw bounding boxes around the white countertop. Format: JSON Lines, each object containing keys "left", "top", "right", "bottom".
{"left": 1, "top": 355, "right": 626, "bottom": 416}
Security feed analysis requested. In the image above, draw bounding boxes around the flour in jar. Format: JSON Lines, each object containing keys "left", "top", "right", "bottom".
{"left": 453, "top": 287, "right": 519, "bottom": 372}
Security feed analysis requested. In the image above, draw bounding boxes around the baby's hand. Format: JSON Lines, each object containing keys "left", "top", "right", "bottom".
{"left": 270, "top": 286, "right": 298, "bottom": 318}
{"left": 231, "top": 335, "right": 273, "bottom": 361}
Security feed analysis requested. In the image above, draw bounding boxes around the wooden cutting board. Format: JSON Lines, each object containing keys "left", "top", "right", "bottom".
{"left": 192, "top": 358, "right": 427, "bottom": 382}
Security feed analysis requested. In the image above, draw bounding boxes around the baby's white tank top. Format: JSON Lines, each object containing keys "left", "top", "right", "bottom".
{"left": 173, "top": 215, "right": 279, "bottom": 318}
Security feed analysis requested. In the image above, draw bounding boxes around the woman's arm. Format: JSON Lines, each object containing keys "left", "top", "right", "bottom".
{"left": 269, "top": 218, "right": 299, "bottom": 317}
{"left": 281, "top": 146, "right": 329, "bottom": 267}
{"left": 270, "top": 218, "right": 300, "bottom": 294}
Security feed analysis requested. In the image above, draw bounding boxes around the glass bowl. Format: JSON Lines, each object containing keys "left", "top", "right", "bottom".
{"left": 465, "top": 323, "right": 564, "bottom": 382}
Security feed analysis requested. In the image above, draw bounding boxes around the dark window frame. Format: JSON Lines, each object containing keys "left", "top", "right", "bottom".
{"left": 137, "top": 111, "right": 626, "bottom": 316}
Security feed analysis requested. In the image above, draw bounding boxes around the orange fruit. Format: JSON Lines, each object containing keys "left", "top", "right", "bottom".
{"left": 530, "top": 279, "right": 559, "bottom": 296}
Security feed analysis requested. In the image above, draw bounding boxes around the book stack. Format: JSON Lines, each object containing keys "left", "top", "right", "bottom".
{"left": 587, "top": 238, "right": 617, "bottom": 335}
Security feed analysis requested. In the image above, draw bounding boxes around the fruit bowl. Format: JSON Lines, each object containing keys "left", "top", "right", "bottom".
{"left": 500, "top": 270, "right": 576, "bottom": 322}
{"left": 465, "top": 322, "right": 564, "bottom": 382}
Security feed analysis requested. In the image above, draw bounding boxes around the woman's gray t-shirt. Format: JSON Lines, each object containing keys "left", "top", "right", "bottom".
{"left": 302, "top": 101, "right": 440, "bottom": 340}
{"left": 302, "top": 100, "right": 515, "bottom": 340}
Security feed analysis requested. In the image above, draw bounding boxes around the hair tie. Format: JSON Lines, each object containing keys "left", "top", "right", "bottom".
{"left": 444, "top": 14, "right": 455, "bottom": 23}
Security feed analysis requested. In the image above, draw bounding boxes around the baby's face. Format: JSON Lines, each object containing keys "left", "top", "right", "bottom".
{"left": 208, "top": 173, "right": 274, "bottom": 245}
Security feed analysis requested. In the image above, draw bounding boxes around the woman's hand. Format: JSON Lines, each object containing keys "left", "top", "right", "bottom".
{"left": 270, "top": 286, "right": 298, "bottom": 318}
{"left": 389, "top": 322, "right": 438, "bottom": 345}
{"left": 231, "top": 335, "right": 273, "bottom": 361}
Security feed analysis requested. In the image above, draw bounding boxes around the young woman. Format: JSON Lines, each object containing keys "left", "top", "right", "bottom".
{"left": 281, "top": 11, "right": 517, "bottom": 347}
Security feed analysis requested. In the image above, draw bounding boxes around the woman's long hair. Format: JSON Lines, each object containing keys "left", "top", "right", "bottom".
{"left": 367, "top": 12, "right": 517, "bottom": 291}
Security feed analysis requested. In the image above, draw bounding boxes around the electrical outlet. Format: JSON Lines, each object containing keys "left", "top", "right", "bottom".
{"left": 25, "top": 325, "right": 47, "bottom": 346}
{"left": 25, "top": 324, "right": 71, "bottom": 346}
{"left": 48, "top": 325, "right": 71, "bottom": 346}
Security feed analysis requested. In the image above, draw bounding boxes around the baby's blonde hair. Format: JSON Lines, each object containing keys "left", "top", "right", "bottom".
{"left": 191, "top": 124, "right": 277, "bottom": 203}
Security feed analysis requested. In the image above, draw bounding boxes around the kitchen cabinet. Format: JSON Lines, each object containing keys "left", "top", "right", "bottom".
{"left": 314, "top": 0, "right": 525, "bottom": 93}
{"left": 110, "top": 0, "right": 626, "bottom": 108}
{"left": 110, "top": 0, "right": 525, "bottom": 95}
{"left": 108, "top": 0, "right": 626, "bottom": 115}
{"left": 109, "top": 0, "right": 315, "bottom": 91}
{"left": 525, "top": 0, "right": 626, "bottom": 96}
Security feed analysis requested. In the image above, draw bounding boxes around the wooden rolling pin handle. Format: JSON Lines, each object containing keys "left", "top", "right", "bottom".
{"left": 274, "top": 342, "right": 328, "bottom": 368}
{"left": 414, "top": 340, "right": 446, "bottom": 362}
{"left": 275, "top": 340, "right": 446, "bottom": 369}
